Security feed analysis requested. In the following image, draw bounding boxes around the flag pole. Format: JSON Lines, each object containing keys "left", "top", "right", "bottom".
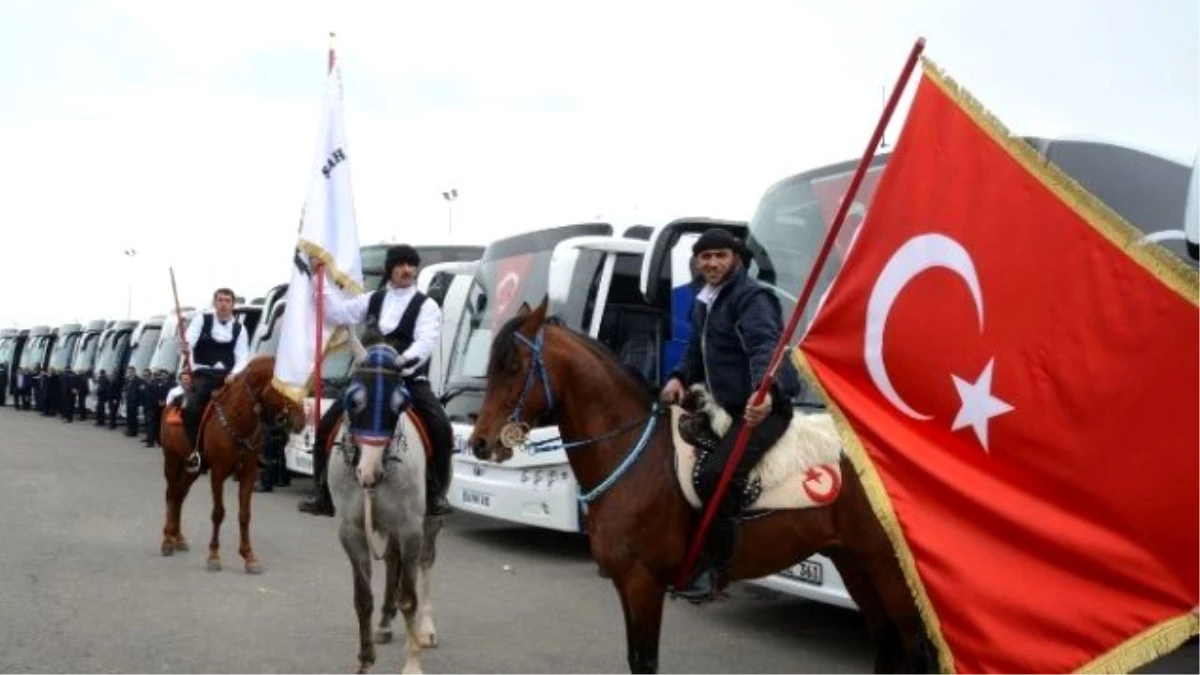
{"left": 674, "top": 37, "right": 927, "bottom": 591}
{"left": 312, "top": 31, "right": 336, "bottom": 432}
{"left": 168, "top": 267, "right": 192, "bottom": 383}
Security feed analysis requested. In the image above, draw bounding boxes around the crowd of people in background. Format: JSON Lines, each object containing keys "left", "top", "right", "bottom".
{"left": 1, "top": 365, "right": 290, "bottom": 493}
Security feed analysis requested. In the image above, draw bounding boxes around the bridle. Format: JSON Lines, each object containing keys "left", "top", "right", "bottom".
{"left": 496, "top": 324, "right": 661, "bottom": 504}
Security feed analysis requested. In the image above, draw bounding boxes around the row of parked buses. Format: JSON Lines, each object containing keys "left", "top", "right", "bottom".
{"left": 2, "top": 136, "right": 1196, "bottom": 610}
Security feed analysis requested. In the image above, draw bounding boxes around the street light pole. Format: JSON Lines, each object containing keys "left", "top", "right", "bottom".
{"left": 123, "top": 248, "right": 137, "bottom": 319}
{"left": 441, "top": 188, "right": 459, "bottom": 239}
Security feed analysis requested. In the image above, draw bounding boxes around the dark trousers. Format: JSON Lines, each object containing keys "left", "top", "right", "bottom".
{"left": 407, "top": 379, "right": 453, "bottom": 495}
{"left": 184, "top": 370, "right": 226, "bottom": 449}
{"left": 0, "top": 375, "right": 7, "bottom": 406}
{"left": 694, "top": 403, "right": 793, "bottom": 572}
{"left": 124, "top": 398, "right": 139, "bottom": 436}
{"left": 106, "top": 397, "right": 119, "bottom": 429}
{"left": 144, "top": 405, "right": 162, "bottom": 446}
{"left": 94, "top": 395, "right": 107, "bottom": 425}
{"left": 77, "top": 389, "right": 88, "bottom": 420}
{"left": 62, "top": 390, "right": 75, "bottom": 422}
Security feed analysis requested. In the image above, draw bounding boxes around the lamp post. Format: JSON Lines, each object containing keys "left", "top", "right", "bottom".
{"left": 441, "top": 188, "right": 458, "bottom": 238}
{"left": 123, "top": 248, "right": 137, "bottom": 319}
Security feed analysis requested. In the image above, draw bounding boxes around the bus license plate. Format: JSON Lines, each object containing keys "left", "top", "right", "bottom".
{"left": 782, "top": 560, "right": 824, "bottom": 586}
{"left": 462, "top": 489, "right": 492, "bottom": 508}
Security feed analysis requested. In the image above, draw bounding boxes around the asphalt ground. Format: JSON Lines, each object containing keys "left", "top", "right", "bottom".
{"left": 0, "top": 406, "right": 1193, "bottom": 673}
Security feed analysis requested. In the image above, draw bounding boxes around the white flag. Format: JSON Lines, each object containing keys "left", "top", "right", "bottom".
{"left": 272, "top": 43, "right": 363, "bottom": 402}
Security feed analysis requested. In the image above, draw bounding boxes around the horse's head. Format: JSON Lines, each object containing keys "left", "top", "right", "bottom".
{"left": 242, "top": 356, "right": 306, "bottom": 435}
{"left": 468, "top": 297, "right": 558, "bottom": 463}
{"left": 342, "top": 334, "right": 415, "bottom": 487}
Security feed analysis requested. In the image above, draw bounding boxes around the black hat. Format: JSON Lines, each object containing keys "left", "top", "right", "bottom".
{"left": 692, "top": 228, "right": 743, "bottom": 256}
{"left": 384, "top": 245, "right": 421, "bottom": 279}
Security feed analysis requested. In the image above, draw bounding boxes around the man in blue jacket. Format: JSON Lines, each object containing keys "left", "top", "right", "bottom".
{"left": 660, "top": 228, "right": 802, "bottom": 602}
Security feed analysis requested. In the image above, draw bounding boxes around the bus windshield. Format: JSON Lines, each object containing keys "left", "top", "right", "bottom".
{"left": 71, "top": 333, "right": 100, "bottom": 372}
{"left": 130, "top": 327, "right": 162, "bottom": 374}
{"left": 97, "top": 333, "right": 130, "bottom": 375}
{"left": 446, "top": 225, "right": 611, "bottom": 386}
{"left": 49, "top": 333, "right": 80, "bottom": 371}
{"left": 21, "top": 336, "right": 50, "bottom": 370}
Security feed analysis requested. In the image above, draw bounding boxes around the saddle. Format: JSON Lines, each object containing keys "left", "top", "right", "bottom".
{"left": 672, "top": 386, "right": 844, "bottom": 512}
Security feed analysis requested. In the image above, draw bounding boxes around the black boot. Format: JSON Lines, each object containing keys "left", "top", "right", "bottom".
{"left": 426, "top": 472, "right": 452, "bottom": 517}
{"left": 298, "top": 477, "right": 335, "bottom": 516}
{"left": 675, "top": 514, "right": 738, "bottom": 604}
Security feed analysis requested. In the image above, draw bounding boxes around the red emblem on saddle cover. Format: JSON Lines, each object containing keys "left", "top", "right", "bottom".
{"left": 801, "top": 465, "right": 840, "bottom": 504}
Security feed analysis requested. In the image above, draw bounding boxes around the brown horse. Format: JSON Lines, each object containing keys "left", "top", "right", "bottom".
{"left": 468, "top": 300, "right": 934, "bottom": 674}
{"left": 159, "top": 355, "right": 306, "bottom": 573}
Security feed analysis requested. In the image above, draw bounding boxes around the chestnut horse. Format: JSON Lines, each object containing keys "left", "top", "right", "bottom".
{"left": 468, "top": 300, "right": 934, "bottom": 674}
{"left": 159, "top": 355, "right": 305, "bottom": 573}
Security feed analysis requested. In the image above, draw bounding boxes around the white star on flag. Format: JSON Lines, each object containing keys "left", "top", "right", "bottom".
{"left": 951, "top": 358, "right": 1014, "bottom": 451}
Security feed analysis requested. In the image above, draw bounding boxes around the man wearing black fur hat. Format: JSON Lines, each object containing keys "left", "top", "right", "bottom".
{"left": 660, "top": 227, "right": 802, "bottom": 603}
{"left": 316, "top": 244, "right": 455, "bottom": 517}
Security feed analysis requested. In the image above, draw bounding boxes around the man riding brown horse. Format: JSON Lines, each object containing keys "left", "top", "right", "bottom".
{"left": 659, "top": 227, "right": 803, "bottom": 602}
{"left": 180, "top": 287, "right": 250, "bottom": 473}
{"left": 318, "top": 244, "right": 455, "bottom": 517}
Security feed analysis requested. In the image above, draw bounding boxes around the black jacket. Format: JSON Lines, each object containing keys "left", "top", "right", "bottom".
{"left": 669, "top": 266, "right": 802, "bottom": 413}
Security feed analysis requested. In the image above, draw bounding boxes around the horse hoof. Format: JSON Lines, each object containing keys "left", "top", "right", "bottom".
{"left": 161, "top": 543, "right": 174, "bottom": 557}
{"left": 357, "top": 664, "right": 372, "bottom": 674}
{"left": 401, "top": 660, "right": 423, "bottom": 675}
{"left": 244, "top": 561, "right": 263, "bottom": 575}
{"left": 174, "top": 539, "right": 189, "bottom": 552}
{"left": 373, "top": 628, "right": 392, "bottom": 644}
{"left": 206, "top": 558, "right": 222, "bottom": 572}
{"left": 418, "top": 632, "right": 438, "bottom": 649}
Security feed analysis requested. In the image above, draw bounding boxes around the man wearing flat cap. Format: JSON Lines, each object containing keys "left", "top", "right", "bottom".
{"left": 660, "top": 227, "right": 802, "bottom": 602}
{"left": 318, "top": 244, "right": 455, "bottom": 516}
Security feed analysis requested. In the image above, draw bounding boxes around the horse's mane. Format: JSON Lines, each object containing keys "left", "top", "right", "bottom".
{"left": 490, "top": 312, "right": 654, "bottom": 399}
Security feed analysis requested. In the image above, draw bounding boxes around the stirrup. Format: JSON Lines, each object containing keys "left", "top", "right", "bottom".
{"left": 184, "top": 451, "right": 201, "bottom": 474}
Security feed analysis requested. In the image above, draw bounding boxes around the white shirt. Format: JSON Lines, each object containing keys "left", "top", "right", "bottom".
{"left": 166, "top": 385, "right": 186, "bottom": 406}
{"left": 697, "top": 282, "right": 727, "bottom": 307}
{"left": 184, "top": 311, "right": 250, "bottom": 374}
{"left": 323, "top": 284, "right": 442, "bottom": 371}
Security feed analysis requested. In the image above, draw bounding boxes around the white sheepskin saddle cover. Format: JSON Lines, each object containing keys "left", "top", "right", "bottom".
{"left": 673, "top": 386, "right": 844, "bottom": 511}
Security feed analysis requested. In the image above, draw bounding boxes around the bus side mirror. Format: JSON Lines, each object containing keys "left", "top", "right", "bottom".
{"left": 1185, "top": 151, "right": 1198, "bottom": 261}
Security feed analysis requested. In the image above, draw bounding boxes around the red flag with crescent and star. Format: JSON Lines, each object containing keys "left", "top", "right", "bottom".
{"left": 798, "top": 60, "right": 1198, "bottom": 674}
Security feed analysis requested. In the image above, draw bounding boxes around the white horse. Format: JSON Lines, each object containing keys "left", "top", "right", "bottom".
{"left": 328, "top": 336, "right": 445, "bottom": 674}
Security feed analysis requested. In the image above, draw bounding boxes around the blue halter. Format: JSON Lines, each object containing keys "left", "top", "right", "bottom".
{"left": 509, "top": 328, "right": 555, "bottom": 424}
{"left": 503, "top": 325, "right": 660, "bottom": 504}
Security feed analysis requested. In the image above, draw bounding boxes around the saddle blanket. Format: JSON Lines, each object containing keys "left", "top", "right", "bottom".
{"left": 671, "top": 400, "right": 844, "bottom": 511}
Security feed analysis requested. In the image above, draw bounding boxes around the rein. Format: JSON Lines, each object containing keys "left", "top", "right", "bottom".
{"left": 209, "top": 371, "right": 279, "bottom": 467}
{"left": 503, "top": 326, "right": 662, "bottom": 504}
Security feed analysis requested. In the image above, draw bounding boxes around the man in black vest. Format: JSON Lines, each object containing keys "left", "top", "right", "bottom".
{"left": 318, "top": 244, "right": 454, "bottom": 517}
{"left": 180, "top": 287, "right": 250, "bottom": 472}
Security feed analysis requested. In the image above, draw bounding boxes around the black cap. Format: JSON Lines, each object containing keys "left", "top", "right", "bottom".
{"left": 384, "top": 245, "right": 421, "bottom": 279}
{"left": 692, "top": 228, "right": 743, "bottom": 256}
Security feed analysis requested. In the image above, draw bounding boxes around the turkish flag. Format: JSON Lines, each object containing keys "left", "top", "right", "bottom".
{"left": 799, "top": 63, "right": 1198, "bottom": 674}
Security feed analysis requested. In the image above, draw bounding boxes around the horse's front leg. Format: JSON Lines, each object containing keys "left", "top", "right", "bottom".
{"left": 396, "top": 529, "right": 425, "bottom": 675}
{"left": 416, "top": 516, "right": 443, "bottom": 648}
{"left": 340, "top": 521, "right": 376, "bottom": 674}
{"left": 162, "top": 460, "right": 198, "bottom": 556}
{"left": 206, "top": 467, "right": 227, "bottom": 572}
{"left": 614, "top": 562, "right": 666, "bottom": 674}
{"left": 237, "top": 463, "right": 262, "bottom": 574}
{"left": 375, "top": 536, "right": 402, "bottom": 645}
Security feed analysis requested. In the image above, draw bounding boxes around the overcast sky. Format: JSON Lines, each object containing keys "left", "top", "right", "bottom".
{"left": 1, "top": 0, "right": 1196, "bottom": 327}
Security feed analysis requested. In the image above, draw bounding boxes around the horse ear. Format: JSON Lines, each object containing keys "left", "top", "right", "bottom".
{"left": 516, "top": 301, "right": 532, "bottom": 317}
{"left": 527, "top": 294, "right": 550, "bottom": 328}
